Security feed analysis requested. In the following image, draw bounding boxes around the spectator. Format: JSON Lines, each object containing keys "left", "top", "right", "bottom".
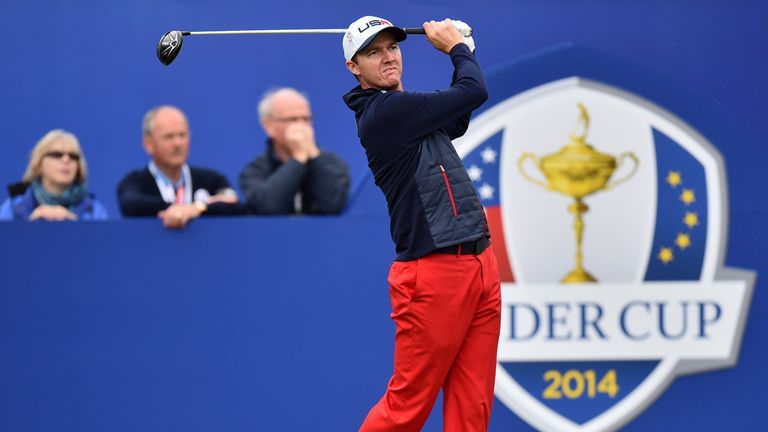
{"left": 239, "top": 87, "right": 349, "bottom": 215}
{"left": 117, "top": 105, "right": 243, "bottom": 229}
{"left": 0, "top": 129, "right": 108, "bottom": 221}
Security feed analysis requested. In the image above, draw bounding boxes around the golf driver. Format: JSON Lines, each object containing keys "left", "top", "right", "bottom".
{"left": 156, "top": 26, "right": 472, "bottom": 66}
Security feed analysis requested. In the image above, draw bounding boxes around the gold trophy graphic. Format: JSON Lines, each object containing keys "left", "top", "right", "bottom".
{"left": 518, "top": 103, "right": 639, "bottom": 283}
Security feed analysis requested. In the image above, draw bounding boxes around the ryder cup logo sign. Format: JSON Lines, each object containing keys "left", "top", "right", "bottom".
{"left": 455, "top": 77, "right": 754, "bottom": 431}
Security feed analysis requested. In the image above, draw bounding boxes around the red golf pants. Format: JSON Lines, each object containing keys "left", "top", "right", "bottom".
{"left": 360, "top": 247, "right": 501, "bottom": 432}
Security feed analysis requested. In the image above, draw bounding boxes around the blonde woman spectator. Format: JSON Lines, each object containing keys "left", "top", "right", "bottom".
{"left": 0, "top": 129, "right": 108, "bottom": 221}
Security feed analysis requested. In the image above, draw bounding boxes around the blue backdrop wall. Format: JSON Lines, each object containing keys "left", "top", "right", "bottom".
{"left": 1, "top": 1, "right": 767, "bottom": 431}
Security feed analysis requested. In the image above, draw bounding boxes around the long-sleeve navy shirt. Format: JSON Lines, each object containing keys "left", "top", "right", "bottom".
{"left": 343, "top": 43, "right": 489, "bottom": 260}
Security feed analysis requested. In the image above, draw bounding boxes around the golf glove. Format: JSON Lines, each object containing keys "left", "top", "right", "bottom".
{"left": 452, "top": 20, "right": 475, "bottom": 53}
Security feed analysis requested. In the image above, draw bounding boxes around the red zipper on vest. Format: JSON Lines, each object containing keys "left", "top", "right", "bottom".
{"left": 440, "top": 164, "right": 459, "bottom": 218}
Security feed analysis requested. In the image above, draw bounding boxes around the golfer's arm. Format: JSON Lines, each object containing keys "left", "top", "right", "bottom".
{"left": 378, "top": 44, "right": 487, "bottom": 139}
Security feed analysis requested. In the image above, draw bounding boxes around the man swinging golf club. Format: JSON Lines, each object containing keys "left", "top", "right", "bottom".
{"left": 343, "top": 16, "right": 502, "bottom": 432}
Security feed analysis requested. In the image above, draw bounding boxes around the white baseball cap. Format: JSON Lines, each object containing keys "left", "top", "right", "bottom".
{"left": 343, "top": 16, "right": 407, "bottom": 61}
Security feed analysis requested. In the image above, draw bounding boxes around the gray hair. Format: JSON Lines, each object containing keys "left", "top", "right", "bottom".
{"left": 142, "top": 105, "right": 186, "bottom": 136}
{"left": 257, "top": 87, "right": 311, "bottom": 122}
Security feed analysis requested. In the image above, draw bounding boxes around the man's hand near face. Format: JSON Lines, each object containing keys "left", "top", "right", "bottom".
{"left": 284, "top": 122, "right": 320, "bottom": 164}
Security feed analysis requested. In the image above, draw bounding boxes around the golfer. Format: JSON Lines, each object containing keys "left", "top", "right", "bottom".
{"left": 343, "top": 16, "right": 502, "bottom": 432}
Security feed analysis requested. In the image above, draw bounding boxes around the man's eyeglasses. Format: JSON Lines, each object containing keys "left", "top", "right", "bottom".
{"left": 45, "top": 151, "right": 81, "bottom": 161}
{"left": 270, "top": 115, "right": 312, "bottom": 123}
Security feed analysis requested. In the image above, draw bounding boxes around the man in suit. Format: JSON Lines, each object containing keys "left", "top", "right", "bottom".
{"left": 117, "top": 105, "right": 243, "bottom": 229}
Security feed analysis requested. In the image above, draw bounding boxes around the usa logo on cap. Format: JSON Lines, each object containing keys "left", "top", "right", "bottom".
{"left": 343, "top": 16, "right": 406, "bottom": 62}
{"left": 455, "top": 45, "right": 755, "bottom": 431}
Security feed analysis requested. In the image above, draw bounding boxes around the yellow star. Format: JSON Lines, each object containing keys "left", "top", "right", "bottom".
{"left": 666, "top": 170, "right": 682, "bottom": 187}
{"left": 683, "top": 212, "right": 699, "bottom": 229}
{"left": 675, "top": 233, "right": 691, "bottom": 250}
{"left": 658, "top": 247, "right": 674, "bottom": 264}
{"left": 680, "top": 189, "right": 695, "bottom": 205}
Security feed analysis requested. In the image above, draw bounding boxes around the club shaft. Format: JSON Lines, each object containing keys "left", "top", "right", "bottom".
{"left": 183, "top": 28, "right": 427, "bottom": 36}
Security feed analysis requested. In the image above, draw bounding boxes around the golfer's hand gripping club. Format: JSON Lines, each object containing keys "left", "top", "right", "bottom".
{"left": 451, "top": 20, "right": 475, "bottom": 52}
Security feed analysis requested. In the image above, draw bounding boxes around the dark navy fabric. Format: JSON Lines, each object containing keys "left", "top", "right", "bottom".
{"left": 343, "top": 43, "right": 489, "bottom": 260}
{"left": 117, "top": 166, "right": 245, "bottom": 217}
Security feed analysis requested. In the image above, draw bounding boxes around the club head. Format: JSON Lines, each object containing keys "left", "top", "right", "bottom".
{"left": 157, "top": 30, "right": 184, "bottom": 66}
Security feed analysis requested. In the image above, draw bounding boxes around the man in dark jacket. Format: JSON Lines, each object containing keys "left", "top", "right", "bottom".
{"left": 239, "top": 87, "right": 349, "bottom": 215}
{"left": 342, "top": 16, "right": 501, "bottom": 431}
{"left": 117, "top": 105, "right": 244, "bottom": 229}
